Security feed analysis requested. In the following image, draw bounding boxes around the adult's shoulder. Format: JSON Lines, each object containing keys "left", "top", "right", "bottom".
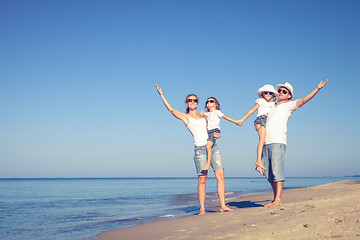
{"left": 284, "top": 100, "right": 298, "bottom": 111}
{"left": 290, "top": 100, "right": 298, "bottom": 106}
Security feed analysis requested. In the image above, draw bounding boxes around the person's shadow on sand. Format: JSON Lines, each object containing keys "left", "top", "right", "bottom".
{"left": 227, "top": 200, "right": 267, "bottom": 209}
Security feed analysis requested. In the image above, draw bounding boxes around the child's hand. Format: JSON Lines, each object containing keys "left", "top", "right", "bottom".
{"left": 236, "top": 120, "right": 243, "bottom": 126}
{"left": 199, "top": 110, "right": 206, "bottom": 117}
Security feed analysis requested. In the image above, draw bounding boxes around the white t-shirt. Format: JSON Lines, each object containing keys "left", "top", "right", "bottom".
{"left": 256, "top": 98, "right": 275, "bottom": 117}
{"left": 265, "top": 101, "right": 298, "bottom": 145}
{"left": 205, "top": 110, "right": 224, "bottom": 130}
{"left": 187, "top": 116, "right": 208, "bottom": 146}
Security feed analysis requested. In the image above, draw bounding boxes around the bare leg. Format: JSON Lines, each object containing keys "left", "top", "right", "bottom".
{"left": 202, "top": 141, "right": 214, "bottom": 171}
{"left": 197, "top": 174, "right": 207, "bottom": 215}
{"left": 214, "top": 168, "right": 234, "bottom": 212}
{"left": 265, "top": 181, "right": 284, "bottom": 207}
{"left": 255, "top": 124, "right": 266, "bottom": 175}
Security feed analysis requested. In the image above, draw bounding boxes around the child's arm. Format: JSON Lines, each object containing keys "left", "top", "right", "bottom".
{"left": 156, "top": 84, "right": 189, "bottom": 125}
{"left": 238, "top": 103, "right": 260, "bottom": 126}
{"left": 296, "top": 79, "right": 328, "bottom": 109}
{"left": 222, "top": 115, "right": 240, "bottom": 125}
{"left": 199, "top": 110, "right": 206, "bottom": 117}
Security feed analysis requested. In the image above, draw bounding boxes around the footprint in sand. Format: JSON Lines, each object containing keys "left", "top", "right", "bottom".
{"left": 303, "top": 224, "right": 311, "bottom": 228}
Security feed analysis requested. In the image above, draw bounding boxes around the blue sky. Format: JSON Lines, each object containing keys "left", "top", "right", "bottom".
{"left": 1, "top": 0, "right": 359, "bottom": 178}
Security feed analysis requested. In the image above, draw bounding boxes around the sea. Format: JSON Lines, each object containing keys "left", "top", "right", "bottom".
{"left": 0, "top": 176, "right": 359, "bottom": 240}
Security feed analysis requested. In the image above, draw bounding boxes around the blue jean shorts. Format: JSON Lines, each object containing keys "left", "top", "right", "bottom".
{"left": 207, "top": 128, "right": 221, "bottom": 143}
{"left": 254, "top": 115, "right": 267, "bottom": 128}
{"left": 262, "top": 143, "right": 287, "bottom": 183}
{"left": 194, "top": 144, "right": 224, "bottom": 175}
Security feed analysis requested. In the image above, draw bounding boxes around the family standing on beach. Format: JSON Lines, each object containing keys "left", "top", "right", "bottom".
{"left": 156, "top": 79, "right": 328, "bottom": 214}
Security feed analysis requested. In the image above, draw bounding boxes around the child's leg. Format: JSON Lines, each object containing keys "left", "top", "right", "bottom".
{"left": 202, "top": 141, "right": 214, "bottom": 171}
{"left": 255, "top": 124, "right": 266, "bottom": 175}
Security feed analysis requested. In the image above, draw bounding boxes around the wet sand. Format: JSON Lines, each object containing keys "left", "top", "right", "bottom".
{"left": 97, "top": 180, "right": 360, "bottom": 240}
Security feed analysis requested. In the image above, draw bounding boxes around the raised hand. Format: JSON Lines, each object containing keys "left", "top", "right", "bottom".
{"left": 317, "top": 79, "right": 328, "bottom": 90}
{"left": 156, "top": 84, "right": 163, "bottom": 96}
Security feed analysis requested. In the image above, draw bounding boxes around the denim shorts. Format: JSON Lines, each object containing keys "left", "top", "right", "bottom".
{"left": 207, "top": 128, "right": 221, "bottom": 143}
{"left": 254, "top": 115, "right": 267, "bottom": 128}
{"left": 193, "top": 144, "right": 224, "bottom": 175}
{"left": 262, "top": 143, "right": 287, "bottom": 183}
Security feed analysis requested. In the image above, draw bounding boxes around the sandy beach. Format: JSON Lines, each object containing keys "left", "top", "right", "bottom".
{"left": 97, "top": 180, "right": 360, "bottom": 240}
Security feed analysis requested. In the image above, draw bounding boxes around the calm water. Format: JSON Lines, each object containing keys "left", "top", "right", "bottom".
{"left": 0, "top": 177, "right": 358, "bottom": 240}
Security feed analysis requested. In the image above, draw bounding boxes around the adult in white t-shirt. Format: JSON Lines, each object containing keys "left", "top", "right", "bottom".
{"left": 156, "top": 84, "right": 234, "bottom": 215}
{"left": 263, "top": 79, "right": 328, "bottom": 208}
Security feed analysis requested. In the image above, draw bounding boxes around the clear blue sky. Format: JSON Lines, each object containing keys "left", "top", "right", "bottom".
{"left": 1, "top": 0, "right": 359, "bottom": 178}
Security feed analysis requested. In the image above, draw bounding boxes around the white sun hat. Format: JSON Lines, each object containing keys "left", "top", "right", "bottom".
{"left": 257, "top": 84, "right": 277, "bottom": 97}
{"left": 276, "top": 82, "right": 294, "bottom": 99}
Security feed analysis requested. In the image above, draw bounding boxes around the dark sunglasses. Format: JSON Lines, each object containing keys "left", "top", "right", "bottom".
{"left": 206, "top": 100, "right": 215, "bottom": 104}
{"left": 278, "top": 89, "right": 288, "bottom": 94}
{"left": 186, "top": 99, "right": 198, "bottom": 103}
{"left": 263, "top": 92, "right": 273, "bottom": 96}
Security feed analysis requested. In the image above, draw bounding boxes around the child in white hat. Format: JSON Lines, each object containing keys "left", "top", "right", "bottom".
{"left": 238, "top": 84, "right": 277, "bottom": 175}
{"left": 200, "top": 97, "right": 240, "bottom": 172}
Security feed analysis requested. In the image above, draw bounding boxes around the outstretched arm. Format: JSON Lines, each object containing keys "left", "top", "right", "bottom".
{"left": 237, "top": 104, "right": 260, "bottom": 126}
{"left": 156, "top": 84, "right": 189, "bottom": 125}
{"left": 222, "top": 115, "right": 239, "bottom": 125}
{"left": 296, "top": 79, "right": 328, "bottom": 109}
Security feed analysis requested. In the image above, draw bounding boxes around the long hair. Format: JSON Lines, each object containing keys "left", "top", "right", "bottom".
{"left": 205, "top": 97, "right": 220, "bottom": 112}
{"left": 185, "top": 94, "right": 198, "bottom": 114}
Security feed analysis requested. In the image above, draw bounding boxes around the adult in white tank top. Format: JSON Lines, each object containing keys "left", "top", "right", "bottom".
{"left": 156, "top": 84, "right": 234, "bottom": 215}
{"left": 262, "top": 79, "right": 328, "bottom": 208}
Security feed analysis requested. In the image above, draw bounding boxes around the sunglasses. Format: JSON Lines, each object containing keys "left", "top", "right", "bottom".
{"left": 263, "top": 92, "right": 273, "bottom": 96}
{"left": 186, "top": 99, "right": 198, "bottom": 103}
{"left": 206, "top": 100, "right": 215, "bottom": 104}
{"left": 278, "top": 89, "right": 288, "bottom": 94}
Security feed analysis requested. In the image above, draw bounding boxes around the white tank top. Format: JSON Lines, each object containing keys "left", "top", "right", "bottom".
{"left": 186, "top": 115, "right": 208, "bottom": 146}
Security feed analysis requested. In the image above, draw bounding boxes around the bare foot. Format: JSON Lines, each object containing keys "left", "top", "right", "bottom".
{"left": 220, "top": 206, "right": 234, "bottom": 212}
{"left": 198, "top": 209, "right": 206, "bottom": 215}
{"left": 201, "top": 164, "right": 211, "bottom": 171}
{"left": 255, "top": 166, "right": 264, "bottom": 176}
{"left": 264, "top": 200, "right": 282, "bottom": 208}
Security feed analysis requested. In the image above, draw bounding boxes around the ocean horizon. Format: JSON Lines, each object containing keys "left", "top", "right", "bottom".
{"left": 1, "top": 176, "right": 359, "bottom": 240}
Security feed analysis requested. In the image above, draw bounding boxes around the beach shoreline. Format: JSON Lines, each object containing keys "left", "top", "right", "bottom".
{"left": 97, "top": 180, "right": 360, "bottom": 240}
